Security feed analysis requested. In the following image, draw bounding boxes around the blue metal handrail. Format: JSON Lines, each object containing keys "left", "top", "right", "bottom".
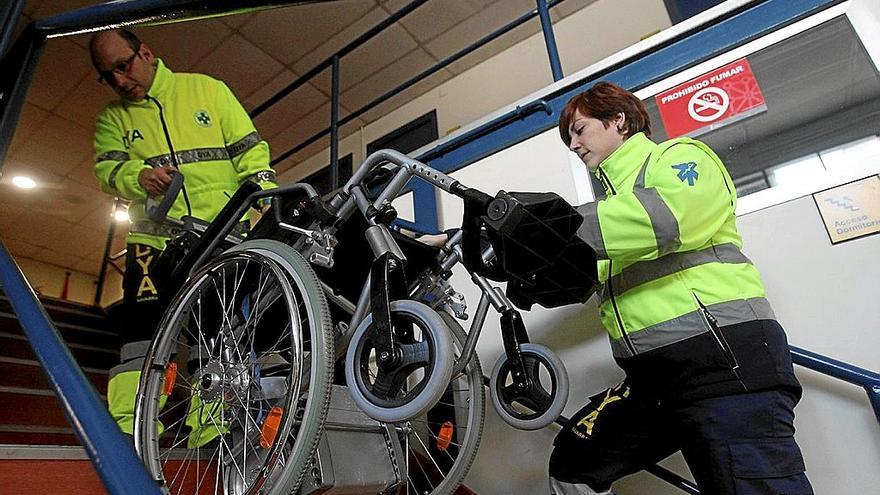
{"left": 0, "top": 242, "right": 162, "bottom": 495}
{"left": 0, "top": 0, "right": 24, "bottom": 57}
{"left": 791, "top": 345, "right": 880, "bottom": 425}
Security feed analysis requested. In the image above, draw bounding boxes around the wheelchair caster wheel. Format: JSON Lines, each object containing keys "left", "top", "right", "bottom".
{"left": 345, "top": 300, "right": 454, "bottom": 422}
{"left": 489, "top": 343, "right": 569, "bottom": 430}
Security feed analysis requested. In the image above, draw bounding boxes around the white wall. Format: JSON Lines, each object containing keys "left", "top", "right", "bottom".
{"left": 848, "top": 0, "right": 880, "bottom": 65}
{"left": 738, "top": 197, "right": 880, "bottom": 493}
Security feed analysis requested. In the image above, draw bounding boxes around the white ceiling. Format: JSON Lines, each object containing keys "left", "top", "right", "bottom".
{"left": 0, "top": 0, "right": 594, "bottom": 280}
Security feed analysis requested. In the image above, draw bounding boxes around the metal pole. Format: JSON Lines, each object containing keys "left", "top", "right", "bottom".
{"left": 270, "top": 1, "right": 569, "bottom": 166}
{"left": 867, "top": 384, "right": 880, "bottom": 427}
{"left": 0, "top": 24, "right": 45, "bottom": 172}
{"left": 33, "top": 0, "right": 311, "bottom": 38}
{"left": 93, "top": 200, "right": 120, "bottom": 306}
{"left": 790, "top": 345, "right": 880, "bottom": 427}
{"left": 250, "top": 0, "right": 430, "bottom": 118}
{"left": 330, "top": 55, "right": 340, "bottom": 191}
{"left": 0, "top": 0, "right": 25, "bottom": 57}
{"left": 536, "top": 0, "right": 564, "bottom": 81}
{"left": 0, "top": 242, "right": 162, "bottom": 495}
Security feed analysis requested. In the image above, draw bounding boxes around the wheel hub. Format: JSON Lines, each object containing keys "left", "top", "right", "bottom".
{"left": 197, "top": 360, "right": 251, "bottom": 402}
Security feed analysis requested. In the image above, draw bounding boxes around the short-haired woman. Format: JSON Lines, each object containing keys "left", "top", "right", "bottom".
{"left": 549, "top": 82, "right": 813, "bottom": 495}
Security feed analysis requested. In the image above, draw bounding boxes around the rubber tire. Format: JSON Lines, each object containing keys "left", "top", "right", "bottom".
{"left": 227, "top": 240, "right": 335, "bottom": 495}
{"left": 346, "top": 300, "right": 454, "bottom": 422}
{"left": 135, "top": 239, "right": 334, "bottom": 495}
{"left": 489, "top": 343, "right": 569, "bottom": 431}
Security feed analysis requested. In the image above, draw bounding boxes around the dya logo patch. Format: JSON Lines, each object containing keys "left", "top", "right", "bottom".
{"left": 672, "top": 162, "right": 699, "bottom": 186}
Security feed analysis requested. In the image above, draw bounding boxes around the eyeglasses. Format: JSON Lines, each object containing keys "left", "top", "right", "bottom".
{"left": 97, "top": 47, "right": 140, "bottom": 85}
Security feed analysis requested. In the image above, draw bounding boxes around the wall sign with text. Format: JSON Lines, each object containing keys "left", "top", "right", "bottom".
{"left": 655, "top": 58, "right": 766, "bottom": 138}
{"left": 813, "top": 175, "right": 880, "bottom": 244}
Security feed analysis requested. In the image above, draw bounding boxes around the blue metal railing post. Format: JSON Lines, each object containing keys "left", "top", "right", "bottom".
{"left": 250, "top": 0, "right": 430, "bottom": 119}
{"left": 94, "top": 199, "right": 120, "bottom": 306}
{"left": 0, "top": 241, "right": 162, "bottom": 495}
{"left": 269, "top": 0, "right": 573, "bottom": 168}
{"left": 790, "top": 345, "right": 880, "bottom": 426}
{"left": 868, "top": 384, "right": 880, "bottom": 426}
{"left": 0, "top": 23, "right": 45, "bottom": 169}
{"left": 536, "top": 0, "right": 564, "bottom": 81}
{"left": 330, "top": 55, "right": 340, "bottom": 191}
{"left": 0, "top": 0, "right": 25, "bottom": 57}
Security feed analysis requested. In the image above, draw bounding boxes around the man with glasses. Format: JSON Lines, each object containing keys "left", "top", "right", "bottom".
{"left": 90, "top": 29, "right": 277, "bottom": 444}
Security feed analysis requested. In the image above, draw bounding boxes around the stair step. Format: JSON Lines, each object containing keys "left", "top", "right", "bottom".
{"left": 38, "top": 295, "right": 106, "bottom": 316}
{"left": 0, "top": 426, "right": 79, "bottom": 446}
{"left": 0, "top": 446, "right": 206, "bottom": 494}
{"left": 0, "top": 390, "right": 107, "bottom": 429}
{"left": 0, "top": 358, "right": 108, "bottom": 394}
{"left": 0, "top": 296, "right": 109, "bottom": 331}
{"left": 0, "top": 333, "right": 118, "bottom": 370}
{"left": 0, "top": 458, "right": 108, "bottom": 494}
{"left": 0, "top": 312, "right": 119, "bottom": 349}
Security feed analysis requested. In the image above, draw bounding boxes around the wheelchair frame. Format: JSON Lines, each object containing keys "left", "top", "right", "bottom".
{"left": 134, "top": 149, "right": 572, "bottom": 494}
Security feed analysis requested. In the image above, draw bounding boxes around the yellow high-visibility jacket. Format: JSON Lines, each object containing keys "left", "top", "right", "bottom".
{"left": 577, "top": 132, "right": 772, "bottom": 358}
{"left": 576, "top": 133, "right": 800, "bottom": 402}
{"left": 94, "top": 58, "right": 277, "bottom": 250}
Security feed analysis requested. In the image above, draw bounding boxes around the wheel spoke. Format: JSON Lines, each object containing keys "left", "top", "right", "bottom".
{"left": 139, "top": 246, "right": 330, "bottom": 495}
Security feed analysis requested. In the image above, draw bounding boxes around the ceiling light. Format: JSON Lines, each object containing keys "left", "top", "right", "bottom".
{"left": 113, "top": 209, "right": 130, "bottom": 222}
{"left": 12, "top": 176, "right": 36, "bottom": 189}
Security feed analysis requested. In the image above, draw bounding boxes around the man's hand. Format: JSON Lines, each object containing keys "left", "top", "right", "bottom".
{"left": 138, "top": 166, "right": 177, "bottom": 195}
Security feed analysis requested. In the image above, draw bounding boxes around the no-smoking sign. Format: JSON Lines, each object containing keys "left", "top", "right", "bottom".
{"left": 656, "top": 59, "right": 765, "bottom": 138}
{"left": 688, "top": 87, "right": 730, "bottom": 122}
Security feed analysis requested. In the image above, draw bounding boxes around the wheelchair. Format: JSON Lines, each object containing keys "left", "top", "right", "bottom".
{"left": 131, "top": 149, "right": 599, "bottom": 495}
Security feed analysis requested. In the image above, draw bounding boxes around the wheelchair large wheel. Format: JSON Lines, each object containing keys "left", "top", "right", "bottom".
{"left": 345, "top": 300, "right": 454, "bottom": 422}
{"left": 392, "top": 312, "right": 485, "bottom": 495}
{"left": 490, "top": 343, "right": 569, "bottom": 431}
{"left": 135, "top": 239, "right": 333, "bottom": 495}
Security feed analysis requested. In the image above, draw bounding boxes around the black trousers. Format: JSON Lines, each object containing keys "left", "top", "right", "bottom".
{"left": 121, "top": 243, "right": 165, "bottom": 345}
{"left": 549, "top": 383, "right": 813, "bottom": 494}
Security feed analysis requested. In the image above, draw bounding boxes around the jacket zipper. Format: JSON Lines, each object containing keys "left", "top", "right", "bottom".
{"left": 596, "top": 166, "right": 637, "bottom": 356}
{"left": 692, "top": 292, "right": 741, "bottom": 374}
{"left": 146, "top": 95, "right": 192, "bottom": 216}
{"left": 597, "top": 167, "right": 614, "bottom": 197}
{"left": 607, "top": 260, "right": 636, "bottom": 356}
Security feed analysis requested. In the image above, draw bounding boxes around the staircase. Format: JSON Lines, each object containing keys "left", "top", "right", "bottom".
{"left": 0, "top": 291, "right": 119, "bottom": 494}
{"left": 0, "top": 292, "right": 480, "bottom": 494}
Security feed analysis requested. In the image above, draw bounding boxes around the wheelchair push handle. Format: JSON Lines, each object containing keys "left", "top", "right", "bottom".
{"left": 146, "top": 170, "right": 184, "bottom": 222}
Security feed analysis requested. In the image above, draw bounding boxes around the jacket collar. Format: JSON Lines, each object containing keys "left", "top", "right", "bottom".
{"left": 124, "top": 58, "right": 172, "bottom": 107}
{"left": 594, "top": 132, "right": 655, "bottom": 193}
{"left": 146, "top": 58, "right": 172, "bottom": 99}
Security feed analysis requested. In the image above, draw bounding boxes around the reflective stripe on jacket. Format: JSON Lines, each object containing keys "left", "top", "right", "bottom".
{"left": 94, "top": 59, "right": 277, "bottom": 250}
{"left": 576, "top": 133, "right": 772, "bottom": 358}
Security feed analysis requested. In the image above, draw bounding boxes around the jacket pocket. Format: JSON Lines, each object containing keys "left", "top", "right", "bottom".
{"left": 730, "top": 439, "right": 806, "bottom": 478}
{"left": 691, "top": 292, "right": 740, "bottom": 372}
